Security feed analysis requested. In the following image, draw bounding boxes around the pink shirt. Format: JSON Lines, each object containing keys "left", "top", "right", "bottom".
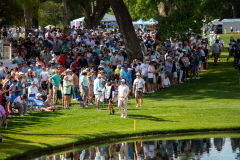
{"left": 0, "top": 105, "right": 6, "bottom": 117}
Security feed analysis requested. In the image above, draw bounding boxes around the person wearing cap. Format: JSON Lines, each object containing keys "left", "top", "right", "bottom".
{"left": 36, "top": 63, "right": 43, "bottom": 82}
{"left": 70, "top": 58, "right": 81, "bottom": 70}
{"left": 65, "top": 54, "right": 74, "bottom": 69}
{"left": 52, "top": 41, "right": 61, "bottom": 56}
{"left": 216, "top": 35, "right": 224, "bottom": 62}
{"left": 58, "top": 62, "right": 66, "bottom": 74}
{"left": 102, "top": 79, "right": 115, "bottom": 115}
{"left": 42, "top": 94, "right": 58, "bottom": 111}
{"left": 40, "top": 66, "right": 50, "bottom": 93}
{"left": 147, "top": 61, "right": 156, "bottom": 93}
{"left": 11, "top": 60, "right": 18, "bottom": 70}
{"left": 192, "top": 51, "right": 200, "bottom": 79}
{"left": 63, "top": 76, "right": 72, "bottom": 109}
{"left": 212, "top": 39, "right": 220, "bottom": 65}
{"left": 110, "top": 52, "right": 118, "bottom": 71}
{"left": 133, "top": 73, "right": 146, "bottom": 107}
{"left": 16, "top": 75, "right": 24, "bottom": 96}
{"left": 116, "top": 51, "right": 124, "bottom": 66}
{"left": 94, "top": 74, "right": 103, "bottom": 109}
{"left": 120, "top": 66, "right": 127, "bottom": 80}
{"left": 28, "top": 81, "right": 38, "bottom": 97}
{"left": 126, "top": 68, "right": 133, "bottom": 94}
{"left": 118, "top": 79, "right": 130, "bottom": 118}
{"left": 80, "top": 70, "right": 89, "bottom": 108}
{"left": 11, "top": 94, "right": 29, "bottom": 116}
{"left": 49, "top": 70, "right": 60, "bottom": 104}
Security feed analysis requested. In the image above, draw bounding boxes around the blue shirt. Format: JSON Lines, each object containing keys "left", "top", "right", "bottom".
{"left": 94, "top": 78, "right": 102, "bottom": 95}
{"left": 80, "top": 75, "right": 88, "bottom": 87}
{"left": 120, "top": 69, "right": 127, "bottom": 79}
{"left": 126, "top": 72, "right": 132, "bottom": 83}
{"left": 17, "top": 81, "right": 23, "bottom": 96}
{"left": 32, "top": 66, "right": 38, "bottom": 72}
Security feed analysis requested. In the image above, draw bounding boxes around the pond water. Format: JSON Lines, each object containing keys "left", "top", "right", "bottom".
{"left": 33, "top": 137, "right": 240, "bottom": 160}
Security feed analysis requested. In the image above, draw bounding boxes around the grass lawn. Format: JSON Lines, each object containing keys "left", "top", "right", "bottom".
{"left": 1, "top": 51, "right": 240, "bottom": 159}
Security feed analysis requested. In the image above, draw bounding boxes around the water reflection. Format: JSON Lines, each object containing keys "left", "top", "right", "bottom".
{"left": 34, "top": 138, "right": 240, "bottom": 160}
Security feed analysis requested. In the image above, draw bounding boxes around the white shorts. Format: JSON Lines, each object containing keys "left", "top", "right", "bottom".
{"left": 95, "top": 94, "right": 100, "bottom": 101}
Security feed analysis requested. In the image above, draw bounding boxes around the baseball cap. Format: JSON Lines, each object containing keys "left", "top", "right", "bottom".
{"left": 98, "top": 74, "right": 102, "bottom": 78}
{"left": 136, "top": 73, "right": 140, "bottom": 76}
{"left": 121, "top": 79, "right": 125, "bottom": 82}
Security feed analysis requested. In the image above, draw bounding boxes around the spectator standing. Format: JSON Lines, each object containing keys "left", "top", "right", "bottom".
{"left": 133, "top": 73, "right": 146, "bottom": 108}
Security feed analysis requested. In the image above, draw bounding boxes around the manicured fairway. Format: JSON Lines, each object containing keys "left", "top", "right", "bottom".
{"left": 1, "top": 51, "right": 240, "bottom": 160}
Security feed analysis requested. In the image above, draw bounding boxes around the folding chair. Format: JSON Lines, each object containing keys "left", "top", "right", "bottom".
{"left": 26, "top": 95, "right": 44, "bottom": 112}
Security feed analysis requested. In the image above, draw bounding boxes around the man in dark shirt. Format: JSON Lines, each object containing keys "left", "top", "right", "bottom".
{"left": 65, "top": 54, "right": 74, "bottom": 69}
{"left": 78, "top": 54, "right": 88, "bottom": 67}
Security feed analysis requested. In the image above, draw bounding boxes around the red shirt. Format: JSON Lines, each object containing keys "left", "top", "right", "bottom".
{"left": 58, "top": 56, "right": 67, "bottom": 66}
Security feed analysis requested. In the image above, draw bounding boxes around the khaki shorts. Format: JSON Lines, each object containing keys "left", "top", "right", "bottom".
{"left": 173, "top": 72, "right": 178, "bottom": 78}
{"left": 53, "top": 86, "right": 58, "bottom": 94}
{"left": 214, "top": 53, "right": 219, "bottom": 59}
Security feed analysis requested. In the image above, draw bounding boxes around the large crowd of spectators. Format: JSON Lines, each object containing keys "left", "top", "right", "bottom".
{"left": 0, "top": 25, "right": 220, "bottom": 120}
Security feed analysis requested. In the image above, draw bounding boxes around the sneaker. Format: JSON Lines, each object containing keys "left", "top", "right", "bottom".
{"left": 179, "top": 81, "right": 183, "bottom": 84}
{"left": 109, "top": 113, "right": 112, "bottom": 115}
{"left": 89, "top": 103, "right": 93, "bottom": 105}
{"left": 23, "top": 114, "right": 30, "bottom": 116}
{"left": 121, "top": 114, "right": 124, "bottom": 118}
{"left": 96, "top": 107, "right": 99, "bottom": 110}
{"left": 7, "top": 115, "right": 12, "bottom": 118}
{"left": 85, "top": 105, "right": 88, "bottom": 108}
{"left": 152, "top": 91, "right": 155, "bottom": 93}
{"left": 112, "top": 110, "right": 115, "bottom": 115}
{"left": 140, "top": 105, "right": 142, "bottom": 107}
{"left": 192, "top": 77, "right": 196, "bottom": 79}
{"left": 196, "top": 77, "right": 200, "bottom": 79}
{"left": 136, "top": 104, "right": 140, "bottom": 108}
{"left": 123, "top": 116, "right": 127, "bottom": 118}
{"left": 20, "top": 114, "right": 23, "bottom": 116}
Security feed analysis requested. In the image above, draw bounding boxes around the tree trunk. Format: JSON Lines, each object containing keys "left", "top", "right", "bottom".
{"left": 232, "top": 4, "right": 237, "bottom": 18}
{"left": 24, "top": 6, "right": 31, "bottom": 38}
{"left": 62, "top": 0, "right": 68, "bottom": 26}
{"left": 109, "top": 0, "right": 142, "bottom": 62}
{"left": 32, "top": 6, "right": 39, "bottom": 28}
{"left": 156, "top": 2, "right": 169, "bottom": 39}
{"left": 79, "top": 0, "right": 110, "bottom": 29}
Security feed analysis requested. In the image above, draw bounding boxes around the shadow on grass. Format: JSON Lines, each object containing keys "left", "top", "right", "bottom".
{"left": 127, "top": 114, "right": 179, "bottom": 122}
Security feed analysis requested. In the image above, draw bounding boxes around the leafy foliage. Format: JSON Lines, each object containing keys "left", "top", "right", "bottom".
{"left": 39, "top": 1, "right": 63, "bottom": 27}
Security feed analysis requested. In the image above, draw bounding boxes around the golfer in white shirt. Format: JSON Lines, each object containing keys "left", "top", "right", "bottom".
{"left": 118, "top": 79, "right": 130, "bottom": 118}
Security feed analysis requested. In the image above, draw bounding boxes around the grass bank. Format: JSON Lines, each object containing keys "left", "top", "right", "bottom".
{"left": 1, "top": 51, "right": 240, "bottom": 160}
